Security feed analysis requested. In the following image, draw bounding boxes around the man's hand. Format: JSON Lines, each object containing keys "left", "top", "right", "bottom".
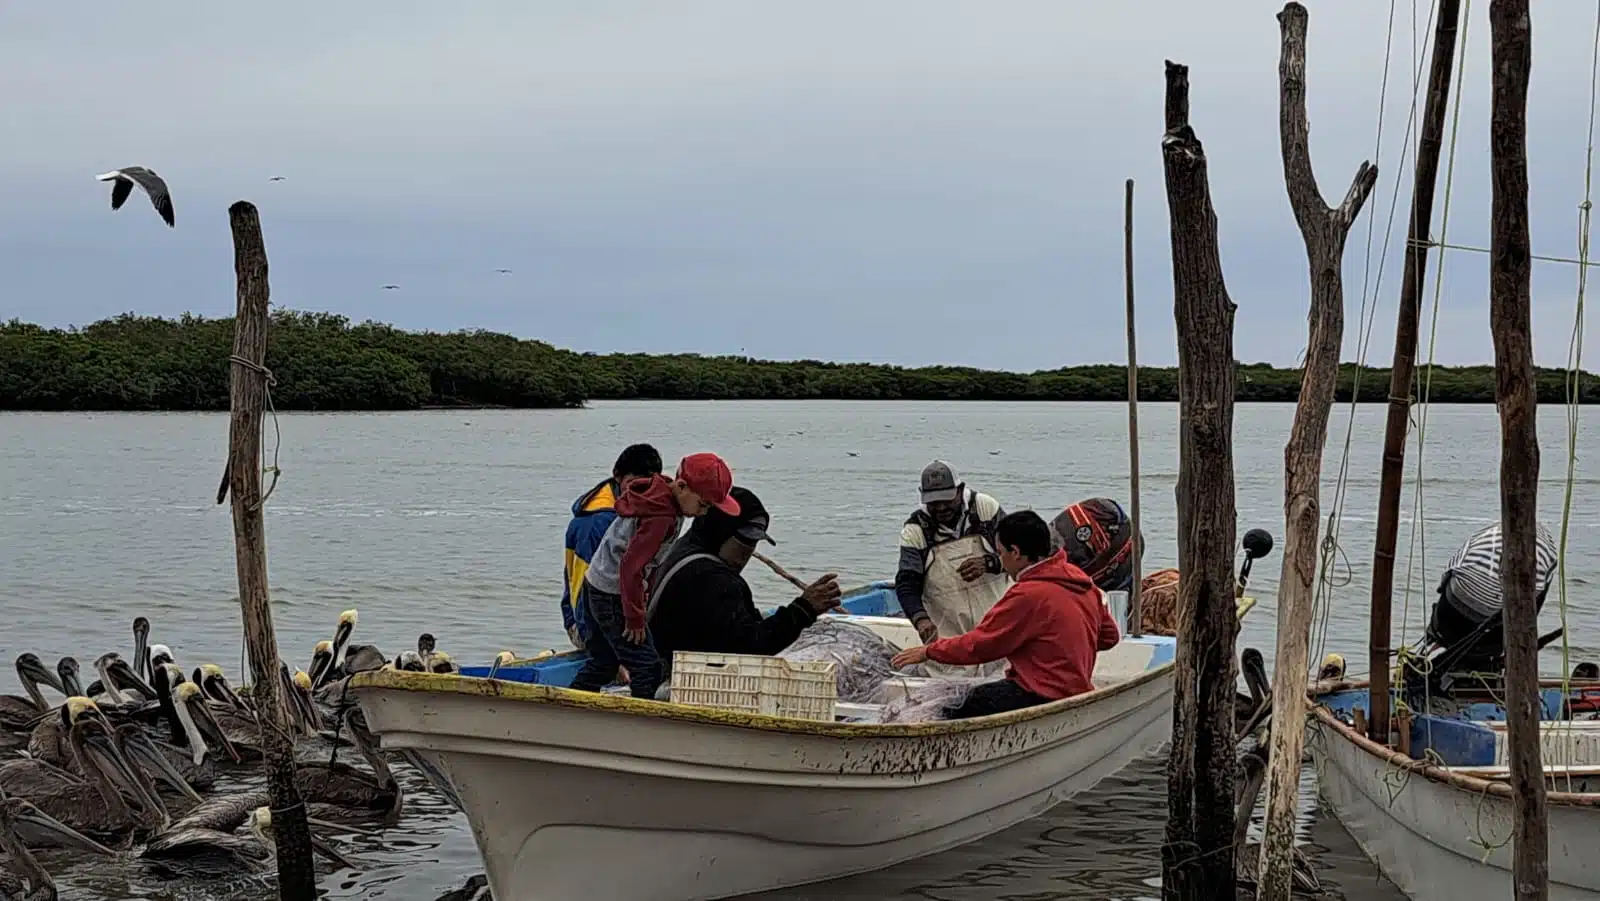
{"left": 623, "top": 626, "right": 648, "bottom": 645}
{"left": 913, "top": 615, "right": 939, "bottom": 644}
{"left": 800, "top": 572, "right": 843, "bottom": 614}
{"left": 892, "top": 645, "right": 930, "bottom": 669}
{"left": 957, "top": 556, "right": 987, "bottom": 582}
{"left": 566, "top": 625, "right": 586, "bottom": 651}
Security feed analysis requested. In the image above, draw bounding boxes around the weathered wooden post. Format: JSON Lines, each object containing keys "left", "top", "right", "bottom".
{"left": 223, "top": 200, "right": 319, "bottom": 899}
{"left": 1367, "top": 0, "right": 1463, "bottom": 747}
{"left": 1487, "top": 2, "right": 1548, "bottom": 897}
{"left": 1256, "top": 5, "right": 1379, "bottom": 899}
{"left": 1159, "top": 60, "right": 1240, "bottom": 901}
{"left": 1124, "top": 177, "right": 1144, "bottom": 637}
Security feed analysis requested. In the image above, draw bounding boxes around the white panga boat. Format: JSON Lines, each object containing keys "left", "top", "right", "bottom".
{"left": 1308, "top": 682, "right": 1600, "bottom": 901}
{"left": 352, "top": 582, "right": 1219, "bottom": 901}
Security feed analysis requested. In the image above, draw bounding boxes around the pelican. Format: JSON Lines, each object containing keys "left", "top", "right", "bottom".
{"left": 192, "top": 664, "right": 248, "bottom": 712}
{"left": 393, "top": 651, "right": 425, "bottom": 672}
{"left": 175, "top": 683, "right": 257, "bottom": 762}
{"left": 132, "top": 617, "right": 152, "bottom": 683}
{"left": 308, "top": 641, "right": 335, "bottom": 688}
{"left": 313, "top": 610, "right": 385, "bottom": 691}
{"left": 161, "top": 670, "right": 240, "bottom": 773}
{"left": 142, "top": 799, "right": 354, "bottom": 876}
{"left": 7, "top": 698, "right": 165, "bottom": 838}
{"left": 295, "top": 712, "right": 400, "bottom": 820}
{"left": 417, "top": 633, "right": 437, "bottom": 670}
{"left": 1318, "top": 652, "right": 1346, "bottom": 681}
{"left": 0, "top": 785, "right": 116, "bottom": 901}
{"left": 53, "top": 660, "right": 81, "bottom": 700}
{"left": 484, "top": 651, "right": 515, "bottom": 681}
{"left": 0, "top": 656, "right": 65, "bottom": 732}
{"left": 285, "top": 669, "right": 323, "bottom": 735}
{"left": 148, "top": 644, "right": 175, "bottom": 674}
{"left": 88, "top": 653, "right": 155, "bottom": 711}
{"left": 427, "top": 652, "right": 458, "bottom": 675}
{"left": 95, "top": 166, "right": 175, "bottom": 227}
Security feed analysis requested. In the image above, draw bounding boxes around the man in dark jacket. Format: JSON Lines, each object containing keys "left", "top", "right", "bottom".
{"left": 648, "top": 486, "right": 843, "bottom": 679}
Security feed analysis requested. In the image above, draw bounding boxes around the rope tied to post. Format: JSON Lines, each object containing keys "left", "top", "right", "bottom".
{"left": 220, "top": 353, "right": 283, "bottom": 511}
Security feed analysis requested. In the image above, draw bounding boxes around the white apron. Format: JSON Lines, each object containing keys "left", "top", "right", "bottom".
{"left": 920, "top": 534, "right": 1009, "bottom": 678}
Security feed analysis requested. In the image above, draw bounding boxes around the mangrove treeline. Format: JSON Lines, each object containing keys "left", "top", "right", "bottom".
{"left": 1, "top": 312, "right": 1592, "bottom": 411}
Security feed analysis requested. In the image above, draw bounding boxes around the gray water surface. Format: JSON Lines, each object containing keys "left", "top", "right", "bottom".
{"left": 4, "top": 400, "right": 1594, "bottom": 899}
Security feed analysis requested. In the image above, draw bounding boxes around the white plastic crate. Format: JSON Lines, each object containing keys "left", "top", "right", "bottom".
{"left": 670, "top": 651, "right": 837, "bottom": 722}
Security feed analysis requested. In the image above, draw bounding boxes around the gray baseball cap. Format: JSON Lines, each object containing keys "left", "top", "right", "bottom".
{"left": 919, "top": 460, "right": 962, "bottom": 504}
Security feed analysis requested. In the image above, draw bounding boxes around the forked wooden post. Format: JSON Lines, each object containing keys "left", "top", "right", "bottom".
{"left": 223, "top": 200, "right": 318, "bottom": 899}
{"left": 1487, "top": 2, "right": 1548, "bottom": 897}
{"left": 1124, "top": 177, "right": 1144, "bottom": 637}
{"left": 1257, "top": 5, "right": 1379, "bottom": 900}
{"left": 1159, "top": 60, "right": 1240, "bottom": 901}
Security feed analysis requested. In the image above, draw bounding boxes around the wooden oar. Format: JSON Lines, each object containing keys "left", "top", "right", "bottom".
{"left": 752, "top": 551, "right": 810, "bottom": 592}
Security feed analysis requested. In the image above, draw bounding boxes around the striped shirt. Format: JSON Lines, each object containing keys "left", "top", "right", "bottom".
{"left": 1441, "top": 522, "right": 1560, "bottom": 618}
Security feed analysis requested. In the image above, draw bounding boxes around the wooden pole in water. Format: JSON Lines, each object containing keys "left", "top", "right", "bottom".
{"left": 1124, "top": 177, "right": 1144, "bottom": 638}
{"left": 1487, "top": 2, "right": 1548, "bottom": 897}
{"left": 1257, "top": 6, "right": 1378, "bottom": 900}
{"left": 223, "top": 200, "right": 318, "bottom": 900}
{"left": 1367, "top": 0, "right": 1463, "bottom": 748}
{"left": 1159, "top": 59, "right": 1239, "bottom": 901}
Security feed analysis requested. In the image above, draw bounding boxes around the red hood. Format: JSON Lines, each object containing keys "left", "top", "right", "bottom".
{"left": 1017, "top": 550, "right": 1097, "bottom": 594}
{"left": 615, "top": 473, "right": 679, "bottom": 518}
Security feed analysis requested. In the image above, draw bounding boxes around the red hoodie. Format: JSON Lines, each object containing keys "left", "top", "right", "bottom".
{"left": 585, "top": 474, "right": 686, "bottom": 631}
{"left": 925, "top": 550, "right": 1120, "bottom": 700}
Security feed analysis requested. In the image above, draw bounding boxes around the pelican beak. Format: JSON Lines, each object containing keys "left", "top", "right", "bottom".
{"left": 133, "top": 616, "right": 151, "bottom": 681}
{"left": 118, "top": 726, "right": 202, "bottom": 803}
{"left": 107, "top": 657, "right": 156, "bottom": 701}
{"left": 17, "top": 653, "right": 65, "bottom": 695}
{"left": 77, "top": 720, "right": 146, "bottom": 807}
{"left": 309, "top": 642, "right": 335, "bottom": 691}
{"left": 184, "top": 691, "right": 242, "bottom": 764}
{"left": 8, "top": 799, "right": 116, "bottom": 856}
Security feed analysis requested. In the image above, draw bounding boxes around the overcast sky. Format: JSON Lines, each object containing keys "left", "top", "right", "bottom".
{"left": 1, "top": 2, "right": 1596, "bottom": 370}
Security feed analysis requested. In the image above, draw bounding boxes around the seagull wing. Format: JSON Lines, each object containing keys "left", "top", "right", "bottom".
{"left": 110, "top": 176, "right": 134, "bottom": 211}
{"left": 121, "top": 166, "right": 175, "bottom": 227}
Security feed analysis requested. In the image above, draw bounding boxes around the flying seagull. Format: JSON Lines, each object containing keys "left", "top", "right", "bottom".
{"left": 96, "top": 167, "right": 174, "bottom": 227}
{"left": 494, "top": 268, "right": 512, "bottom": 274}
{"left": 269, "top": 176, "right": 286, "bottom": 182}
{"left": 381, "top": 284, "right": 400, "bottom": 290}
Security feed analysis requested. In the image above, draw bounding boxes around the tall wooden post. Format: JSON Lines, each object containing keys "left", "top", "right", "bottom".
{"left": 1124, "top": 177, "right": 1144, "bottom": 637}
{"left": 1257, "top": 6, "right": 1379, "bottom": 900}
{"left": 1487, "top": 2, "right": 1548, "bottom": 897}
{"left": 224, "top": 200, "right": 319, "bottom": 899}
{"left": 1159, "top": 60, "right": 1239, "bottom": 901}
{"left": 1368, "top": 0, "right": 1463, "bottom": 747}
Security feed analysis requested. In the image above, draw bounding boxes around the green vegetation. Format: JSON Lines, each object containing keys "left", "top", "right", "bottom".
{"left": 1, "top": 312, "right": 1592, "bottom": 410}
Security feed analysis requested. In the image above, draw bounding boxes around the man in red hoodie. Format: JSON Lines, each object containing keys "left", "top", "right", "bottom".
{"left": 891, "top": 509, "right": 1121, "bottom": 719}
{"left": 569, "top": 452, "right": 739, "bottom": 699}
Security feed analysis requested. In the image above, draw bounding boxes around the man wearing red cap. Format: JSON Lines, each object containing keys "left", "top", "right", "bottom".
{"left": 570, "top": 452, "right": 739, "bottom": 699}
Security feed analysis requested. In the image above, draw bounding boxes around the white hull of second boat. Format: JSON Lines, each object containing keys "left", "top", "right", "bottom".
{"left": 1311, "top": 714, "right": 1600, "bottom": 901}
{"left": 356, "top": 642, "right": 1174, "bottom": 901}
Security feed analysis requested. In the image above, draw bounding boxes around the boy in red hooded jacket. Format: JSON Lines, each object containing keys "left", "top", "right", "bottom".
{"left": 891, "top": 509, "right": 1120, "bottom": 718}
{"left": 569, "top": 452, "right": 739, "bottom": 699}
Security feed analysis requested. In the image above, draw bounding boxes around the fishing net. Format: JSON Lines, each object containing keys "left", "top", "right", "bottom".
{"left": 778, "top": 617, "right": 910, "bottom": 703}
{"left": 872, "top": 676, "right": 988, "bottom": 723}
{"left": 1138, "top": 568, "right": 1180, "bottom": 636}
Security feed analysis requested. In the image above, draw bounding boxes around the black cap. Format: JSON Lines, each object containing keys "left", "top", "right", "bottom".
{"left": 716, "top": 486, "right": 777, "bottom": 546}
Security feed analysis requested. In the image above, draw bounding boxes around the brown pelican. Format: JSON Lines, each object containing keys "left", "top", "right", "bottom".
{"left": 175, "top": 683, "right": 257, "bottom": 762}
{"left": 132, "top": 617, "right": 151, "bottom": 683}
{"left": 417, "top": 633, "right": 438, "bottom": 670}
{"left": 393, "top": 651, "right": 425, "bottom": 672}
{"left": 113, "top": 724, "right": 204, "bottom": 805}
{"left": 142, "top": 799, "right": 354, "bottom": 876}
{"left": 53, "top": 661, "right": 80, "bottom": 700}
{"left": 295, "top": 712, "right": 400, "bottom": 820}
{"left": 162, "top": 670, "right": 240, "bottom": 773}
{"left": 283, "top": 667, "right": 323, "bottom": 736}
{"left": 0, "top": 785, "right": 117, "bottom": 901}
{"left": 88, "top": 653, "right": 155, "bottom": 711}
{"left": 427, "top": 652, "right": 458, "bottom": 676}
{"left": 6, "top": 698, "right": 167, "bottom": 839}
{"left": 147, "top": 644, "right": 175, "bottom": 674}
{"left": 192, "top": 664, "right": 248, "bottom": 712}
{"left": 0, "top": 656, "right": 64, "bottom": 732}
{"left": 312, "top": 610, "right": 386, "bottom": 690}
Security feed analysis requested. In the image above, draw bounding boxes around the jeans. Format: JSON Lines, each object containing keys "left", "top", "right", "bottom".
{"left": 569, "top": 584, "right": 663, "bottom": 699}
{"left": 943, "top": 678, "right": 1049, "bottom": 720}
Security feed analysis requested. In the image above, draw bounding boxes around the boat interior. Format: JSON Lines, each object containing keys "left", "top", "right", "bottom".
{"left": 458, "top": 581, "right": 1178, "bottom": 724}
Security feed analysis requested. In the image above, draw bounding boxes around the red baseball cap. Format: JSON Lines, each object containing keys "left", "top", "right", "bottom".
{"left": 677, "top": 453, "right": 739, "bottom": 515}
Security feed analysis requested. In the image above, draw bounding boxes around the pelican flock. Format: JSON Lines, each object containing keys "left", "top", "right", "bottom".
{"left": 0, "top": 608, "right": 463, "bottom": 891}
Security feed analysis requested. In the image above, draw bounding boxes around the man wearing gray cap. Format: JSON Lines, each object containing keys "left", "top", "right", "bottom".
{"left": 894, "top": 461, "right": 1009, "bottom": 676}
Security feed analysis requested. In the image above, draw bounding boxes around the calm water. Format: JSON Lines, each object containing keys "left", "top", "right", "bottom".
{"left": 3, "top": 400, "right": 1596, "bottom": 900}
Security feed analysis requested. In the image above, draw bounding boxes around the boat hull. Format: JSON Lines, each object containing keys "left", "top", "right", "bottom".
{"left": 1310, "top": 711, "right": 1600, "bottom": 901}
{"left": 358, "top": 664, "right": 1174, "bottom": 901}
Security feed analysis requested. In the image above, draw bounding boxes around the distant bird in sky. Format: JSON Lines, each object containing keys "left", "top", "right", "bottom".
{"left": 95, "top": 166, "right": 174, "bottom": 227}
{"left": 268, "top": 176, "right": 286, "bottom": 182}
{"left": 381, "top": 284, "right": 400, "bottom": 290}
{"left": 494, "top": 268, "right": 512, "bottom": 274}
